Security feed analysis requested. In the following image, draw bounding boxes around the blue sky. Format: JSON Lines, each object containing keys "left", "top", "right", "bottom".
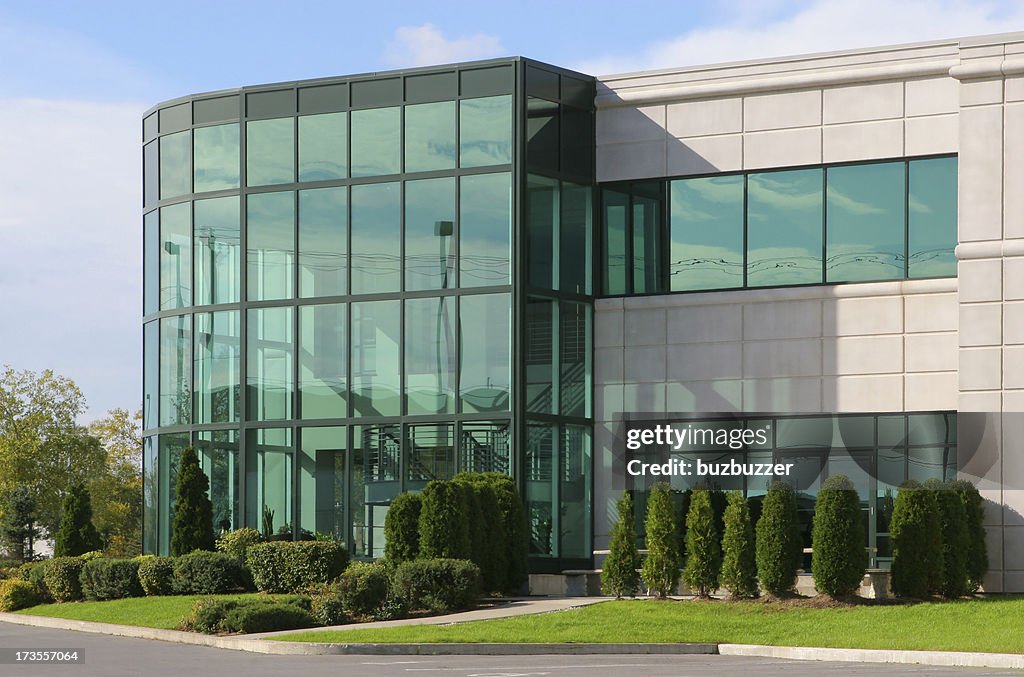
{"left": 0, "top": 0, "right": 1022, "bottom": 421}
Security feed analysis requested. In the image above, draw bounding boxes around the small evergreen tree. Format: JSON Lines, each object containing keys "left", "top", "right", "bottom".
{"left": 682, "top": 488, "right": 721, "bottom": 597}
{"left": 53, "top": 483, "right": 102, "bottom": 557}
{"left": 170, "top": 447, "right": 215, "bottom": 556}
{"left": 755, "top": 481, "right": 802, "bottom": 597}
{"left": 720, "top": 490, "right": 758, "bottom": 599}
{"left": 641, "top": 482, "right": 681, "bottom": 598}
{"left": 601, "top": 491, "right": 641, "bottom": 598}
{"left": 454, "top": 472, "right": 526, "bottom": 593}
{"left": 924, "top": 479, "right": 970, "bottom": 598}
{"left": 418, "top": 479, "right": 471, "bottom": 560}
{"left": 383, "top": 492, "right": 422, "bottom": 564}
{"left": 0, "top": 485, "right": 40, "bottom": 562}
{"left": 890, "top": 480, "right": 944, "bottom": 598}
{"left": 811, "top": 475, "right": 866, "bottom": 598}
{"left": 950, "top": 479, "right": 988, "bottom": 592}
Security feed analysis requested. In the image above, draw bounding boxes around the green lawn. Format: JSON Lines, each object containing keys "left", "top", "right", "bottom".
{"left": 14, "top": 594, "right": 268, "bottom": 630}
{"left": 275, "top": 597, "right": 1024, "bottom": 654}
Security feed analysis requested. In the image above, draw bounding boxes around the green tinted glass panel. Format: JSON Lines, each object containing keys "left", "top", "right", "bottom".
{"left": 633, "top": 194, "right": 662, "bottom": 293}
{"left": 157, "top": 434, "right": 187, "bottom": 554}
{"left": 526, "top": 297, "right": 555, "bottom": 415}
{"left": 158, "top": 314, "right": 191, "bottom": 426}
{"left": 194, "top": 310, "right": 240, "bottom": 424}
{"left": 246, "top": 307, "right": 294, "bottom": 421}
{"left": 143, "top": 321, "right": 158, "bottom": 429}
{"left": 406, "top": 297, "right": 455, "bottom": 415}
{"left": 298, "top": 112, "right": 347, "bottom": 182}
{"left": 460, "top": 172, "right": 511, "bottom": 287}
{"left": 193, "top": 123, "right": 239, "bottom": 192}
{"left": 526, "top": 422, "right": 556, "bottom": 555}
{"left": 405, "top": 101, "right": 455, "bottom": 173}
{"left": 459, "top": 421, "right": 511, "bottom": 475}
{"left": 351, "top": 107, "right": 399, "bottom": 177}
{"left": 143, "top": 437, "right": 157, "bottom": 552}
{"left": 351, "top": 424, "right": 400, "bottom": 557}
{"left": 460, "top": 293, "right": 511, "bottom": 413}
{"left": 247, "top": 191, "right": 295, "bottom": 301}
{"left": 561, "top": 425, "right": 592, "bottom": 559}
{"left": 245, "top": 428, "right": 293, "bottom": 537}
{"left": 351, "top": 182, "right": 400, "bottom": 294}
{"left": 560, "top": 182, "right": 592, "bottom": 295}
{"left": 827, "top": 162, "right": 905, "bottom": 282}
{"left": 909, "top": 157, "right": 957, "bottom": 278}
{"left": 560, "top": 302, "right": 590, "bottom": 418}
{"left": 670, "top": 175, "right": 744, "bottom": 291}
{"left": 298, "top": 426, "right": 347, "bottom": 539}
{"left": 299, "top": 187, "right": 347, "bottom": 298}
{"left": 144, "top": 210, "right": 159, "bottom": 314}
{"left": 407, "top": 424, "right": 454, "bottom": 489}
{"left": 603, "top": 190, "right": 628, "bottom": 294}
{"left": 144, "top": 141, "right": 158, "bottom": 207}
{"left": 194, "top": 196, "right": 240, "bottom": 305}
{"left": 300, "top": 303, "right": 347, "bottom": 419}
{"left": 159, "top": 130, "right": 191, "bottom": 199}
{"left": 405, "top": 177, "right": 455, "bottom": 291}
{"left": 460, "top": 95, "right": 512, "bottom": 167}
{"left": 246, "top": 118, "right": 294, "bottom": 186}
{"left": 197, "top": 430, "right": 240, "bottom": 532}
{"left": 747, "top": 168, "right": 823, "bottom": 287}
{"left": 159, "top": 202, "right": 191, "bottom": 310}
{"left": 527, "top": 97, "right": 559, "bottom": 172}
{"left": 527, "top": 175, "right": 558, "bottom": 289}
{"left": 352, "top": 300, "right": 401, "bottom": 416}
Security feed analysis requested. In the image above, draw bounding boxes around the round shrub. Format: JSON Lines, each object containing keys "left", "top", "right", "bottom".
{"left": 755, "top": 481, "right": 802, "bottom": 597}
{"left": 137, "top": 556, "right": 175, "bottom": 596}
{"left": 80, "top": 558, "right": 143, "bottom": 601}
{"left": 172, "top": 551, "right": 249, "bottom": 595}
{"left": 335, "top": 561, "right": 390, "bottom": 618}
{"left": 721, "top": 490, "right": 758, "bottom": 599}
{"left": 246, "top": 541, "right": 349, "bottom": 594}
{"left": 19, "top": 562, "right": 51, "bottom": 602}
{"left": 811, "top": 475, "right": 867, "bottom": 598}
{"left": 641, "top": 482, "right": 680, "bottom": 598}
{"left": 602, "top": 491, "right": 641, "bottom": 598}
{"left": 391, "top": 558, "right": 481, "bottom": 614}
{"left": 0, "top": 579, "right": 41, "bottom": 611}
{"left": 216, "top": 528, "right": 263, "bottom": 562}
{"left": 682, "top": 488, "right": 721, "bottom": 598}
{"left": 222, "top": 602, "right": 315, "bottom": 634}
{"left": 44, "top": 557, "right": 86, "bottom": 602}
{"left": 418, "top": 480, "right": 471, "bottom": 560}
{"left": 383, "top": 493, "right": 421, "bottom": 565}
{"left": 891, "top": 480, "right": 944, "bottom": 598}
{"left": 310, "top": 589, "right": 349, "bottom": 626}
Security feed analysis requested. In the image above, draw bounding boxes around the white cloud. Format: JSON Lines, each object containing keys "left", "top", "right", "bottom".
{"left": 0, "top": 98, "right": 145, "bottom": 422}
{"left": 576, "top": 0, "right": 1024, "bottom": 75}
{"left": 385, "top": 23, "right": 504, "bottom": 68}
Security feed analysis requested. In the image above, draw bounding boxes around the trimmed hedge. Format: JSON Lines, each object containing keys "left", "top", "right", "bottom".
{"left": 137, "top": 556, "right": 175, "bottom": 596}
{"left": 172, "top": 551, "right": 249, "bottom": 595}
{"left": 216, "top": 528, "right": 263, "bottom": 562}
{"left": 418, "top": 480, "right": 471, "bottom": 561}
{"left": 891, "top": 480, "right": 944, "bottom": 598}
{"left": 755, "top": 481, "right": 802, "bottom": 597}
{"left": 0, "top": 579, "right": 41, "bottom": 611}
{"left": 454, "top": 472, "right": 528, "bottom": 593}
{"left": 44, "top": 557, "right": 86, "bottom": 602}
{"left": 811, "top": 474, "right": 867, "bottom": 598}
{"left": 925, "top": 479, "right": 970, "bottom": 598}
{"left": 335, "top": 561, "right": 389, "bottom": 618}
{"left": 391, "top": 558, "right": 481, "bottom": 614}
{"left": 246, "top": 541, "right": 349, "bottom": 594}
{"left": 383, "top": 493, "right": 421, "bottom": 565}
{"left": 80, "top": 558, "right": 143, "bottom": 601}
{"left": 184, "top": 597, "right": 314, "bottom": 634}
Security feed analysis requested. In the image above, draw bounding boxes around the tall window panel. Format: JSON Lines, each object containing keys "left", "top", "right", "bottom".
{"left": 193, "top": 123, "right": 240, "bottom": 192}
{"left": 460, "top": 293, "right": 511, "bottom": 413}
{"left": 299, "top": 187, "right": 347, "bottom": 298}
{"left": 144, "top": 210, "right": 159, "bottom": 315}
{"left": 247, "top": 191, "right": 295, "bottom": 301}
{"left": 560, "top": 302, "right": 590, "bottom": 418}
{"left": 351, "top": 424, "right": 401, "bottom": 558}
{"left": 460, "top": 172, "right": 511, "bottom": 287}
{"left": 143, "top": 321, "right": 158, "bottom": 430}
{"left": 197, "top": 430, "right": 240, "bottom": 533}
{"left": 351, "top": 107, "right": 400, "bottom": 177}
{"left": 351, "top": 300, "right": 401, "bottom": 417}
{"left": 246, "top": 118, "right": 295, "bottom": 186}
{"left": 908, "top": 157, "right": 958, "bottom": 278}
{"left": 143, "top": 436, "right": 157, "bottom": 553}
{"left": 670, "top": 175, "right": 744, "bottom": 291}
{"left": 159, "top": 202, "right": 191, "bottom": 310}
{"left": 459, "top": 421, "right": 511, "bottom": 475}
{"left": 298, "top": 426, "right": 347, "bottom": 540}
{"left": 246, "top": 307, "right": 294, "bottom": 421}
{"left": 560, "top": 425, "right": 592, "bottom": 560}
{"left": 826, "top": 161, "right": 905, "bottom": 282}
{"left": 407, "top": 424, "right": 455, "bottom": 490}
{"left": 747, "top": 168, "right": 823, "bottom": 287}
{"left": 245, "top": 428, "right": 293, "bottom": 538}
{"left": 405, "top": 178, "right": 456, "bottom": 291}
{"left": 405, "top": 101, "right": 456, "bottom": 173}
{"left": 602, "top": 190, "right": 628, "bottom": 295}
{"left": 158, "top": 315, "right": 191, "bottom": 427}
{"left": 298, "top": 112, "right": 347, "bottom": 182}
{"left": 632, "top": 193, "right": 662, "bottom": 293}
{"left": 406, "top": 297, "right": 455, "bottom": 415}
{"left": 527, "top": 175, "right": 558, "bottom": 289}
{"left": 460, "top": 95, "right": 512, "bottom": 167}
{"left": 157, "top": 434, "right": 188, "bottom": 554}
{"left": 144, "top": 141, "right": 158, "bottom": 207}
{"left": 527, "top": 97, "right": 559, "bottom": 172}
{"left": 351, "top": 182, "right": 400, "bottom": 294}
{"left": 194, "top": 311, "right": 240, "bottom": 424}
{"left": 299, "top": 303, "right": 347, "bottom": 419}
{"left": 159, "top": 130, "right": 191, "bottom": 199}
{"left": 194, "top": 196, "right": 240, "bottom": 305}
{"left": 525, "top": 297, "right": 556, "bottom": 415}
{"left": 560, "top": 182, "right": 592, "bottom": 295}
{"left": 525, "top": 422, "right": 556, "bottom": 556}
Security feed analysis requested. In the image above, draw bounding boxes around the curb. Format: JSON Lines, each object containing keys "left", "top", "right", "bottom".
{"left": 719, "top": 644, "right": 1024, "bottom": 670}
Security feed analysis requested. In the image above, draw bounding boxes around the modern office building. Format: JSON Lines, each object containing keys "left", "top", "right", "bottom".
{"left": 143, "top": 31, "right": 1024, "bottom": 591}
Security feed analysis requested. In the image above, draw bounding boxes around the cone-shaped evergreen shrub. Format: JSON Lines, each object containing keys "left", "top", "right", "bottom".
{"left": 171, "top": 447, "right": 215, "bottom": 556}
{"left": 453, "top": 472, "right": 525, "bottom": 593}
{"left": 755, "top": 481, "right": 802, "bottom": 597}
{"left": 384, "top": 492, "right": 422, "bottom": 565}
{"left": 418, "top": 480, "right": 471, "bottom": 560}
{"left": 641, "top": 482, "right": 680, "bottom": 598}
{"left": 720, "top": 490, "right": 758, "bottom": 599}
{"left": 924, "top": 479, "right": 970, "bottom": 598}
{"left": 601, "top": 491, "right": 641, "bottom": 598}
{"left": 949, "top": 479, "right": 988, "bottom": 592}
{"left": 890, "top": 480, "right": 944, "bottom": 598}
{"left": 455, "top": 480, "right": 507, "bottom": 593}
{"left": 682, "top": 488, "right": 721, "bottom": 597}
{"left": 53, "top": 483, "right": 102, "bottom": 557}
{"left": 811, "top": 474, "right": 867, "bottom": 598}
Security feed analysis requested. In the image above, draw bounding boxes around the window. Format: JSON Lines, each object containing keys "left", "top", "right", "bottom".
{"left": 193, "top": 123, "right": 240, "bottom": 192}
{"left": 909, "top": 156, "right": 957, "bottom": 278}
{"left": 299, "top": 303, "right": 347, "bottom": 419}
{"left": 194, "top": 310, "right": 240, "bottom": 424}
{"left": 246, "top": 118, "right": 295, "bottom": 186}
{"left": 459, "top": 293, "right": 511, "bottom": 413}
{"left": 460, "top": 173, "right": 511, "bottom": 287}
{"left": 194, "top": 196, "right": 240, "bottom": 305}
{"left": 351, "top": 300, "right": 401, "bottom": 417}
{"left": 405, "top": 297, "right": 455, "bottom": 415}
{"left": 747, "top": 168, "right": 823, "bottom": 287}
{"left": 670, "top": 175, "right": 743, "bottom": 291}
{"left": 826, "top": 162, "right": 905, "bottom": 282}
{"left": 351, "top": 182, "right": 400, "bottom": 294}
{"left": 299, "top": 187, "right": 347, "bottom": 298}
{"left": 159, "top": 202, "right": 191, "bottom": 310}
{"left": 405, "top": 178, "right": 455, "bottom": 291}
{"left": 351, "top": 107, "right": 400, "bottom": 177}
{"left": 299, "top": 112, "right": 347, "bottom": 181}
{"left": 247, "top": 192, "right": 295, "bottom": 301}
{"left": 158, "top": 315, "right": 191, "bottom": 427}
{"left": 246, "top": 307, "right": 294, "bottom": 421}
{"left": 159, "top": 131, "right": 191, "bottom": 199}
{"left": 460, "top": 96, "right": 512, "bottom": 167}
{"left": 405, "top": 102, "right": 455, "bottom": 172}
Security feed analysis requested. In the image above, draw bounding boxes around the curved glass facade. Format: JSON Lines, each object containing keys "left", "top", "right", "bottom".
{"left": 142, "top": 59, "right": 596, "bottom": 568}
